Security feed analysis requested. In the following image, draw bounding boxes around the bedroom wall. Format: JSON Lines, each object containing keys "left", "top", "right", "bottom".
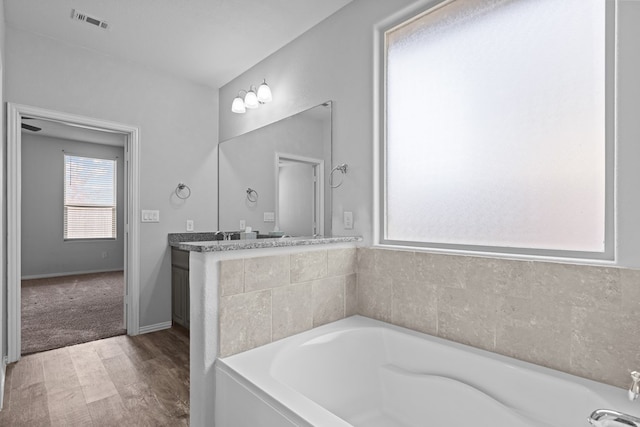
{"left": 21, "top": 134, "right": 125, "bottom": 278}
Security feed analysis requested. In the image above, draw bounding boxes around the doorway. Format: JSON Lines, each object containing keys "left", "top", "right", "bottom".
{"left": 275, "top": 153, "right": 324, "bottom": 236}
{"left": 7, "top": 103, "right": 141, "bottom": 363}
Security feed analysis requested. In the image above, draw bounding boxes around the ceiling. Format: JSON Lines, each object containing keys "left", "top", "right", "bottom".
{"left": 4, "top": 0, "right": 353, "bottom": 89}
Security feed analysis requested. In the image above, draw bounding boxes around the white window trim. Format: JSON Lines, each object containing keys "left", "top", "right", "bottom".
{"left": 374, "top": 0, "right": 617, "bottom": 264}
{"left": 63, "top": 153, "right": 118, "bottom": 241}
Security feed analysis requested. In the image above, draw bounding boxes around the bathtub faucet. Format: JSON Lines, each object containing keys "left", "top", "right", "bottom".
{"left": 588, "top": 409, "right": 640, "bottom": 427}
{"left": 630, "top": 371, "right": 640, "bottom": 402}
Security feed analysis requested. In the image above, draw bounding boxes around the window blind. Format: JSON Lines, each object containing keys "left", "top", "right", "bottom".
{"left": 64, "top": 154, "right": 117, "bottom": 240}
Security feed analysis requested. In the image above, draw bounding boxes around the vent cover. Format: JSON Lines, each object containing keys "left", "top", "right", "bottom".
{"left": 70, "top": 9, "right": 109, "bottom": 30}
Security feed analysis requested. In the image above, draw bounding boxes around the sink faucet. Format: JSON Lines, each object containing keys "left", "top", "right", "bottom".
{"left": 214, "top": 231, "right": 231, "bottom": 241}
{"left": 588, "top": 409, "right": 640, "bottom": 427}
{"left": 630, "top": 371, "right": 640, "bottom": 402}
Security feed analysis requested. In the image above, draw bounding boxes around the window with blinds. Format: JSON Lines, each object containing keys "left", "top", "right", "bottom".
{"left": 64, "top": 154, "right": 117, "bottom": 240}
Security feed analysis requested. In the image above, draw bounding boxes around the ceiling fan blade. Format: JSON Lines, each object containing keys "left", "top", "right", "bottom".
{"left": 21, "top": 123, "right": 42, "bottom": 132}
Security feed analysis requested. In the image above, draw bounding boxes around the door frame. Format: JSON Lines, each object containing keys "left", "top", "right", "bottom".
{"left": 7, "top": 103, "right": 141, "bottom": 363}
{"left": 274, "top": 152, "right": 324, "bottom": 236}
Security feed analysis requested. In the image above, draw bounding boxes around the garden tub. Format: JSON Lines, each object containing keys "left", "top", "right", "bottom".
{"left": 215, "top": 316, "right": 639, "bottom": 426}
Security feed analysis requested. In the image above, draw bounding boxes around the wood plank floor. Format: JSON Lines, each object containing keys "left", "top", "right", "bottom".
{"left": 0, "top": 326, "right": 189, "bottom": 426}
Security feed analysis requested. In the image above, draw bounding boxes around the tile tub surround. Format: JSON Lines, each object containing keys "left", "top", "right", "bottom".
{"left": 218, "top": 248, "right": 358, "bottom": 357}
{"left": 357, "top": 248, "right": 640, "bottom": 389}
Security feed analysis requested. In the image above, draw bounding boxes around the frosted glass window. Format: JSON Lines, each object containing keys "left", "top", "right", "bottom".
{"left": 384, "top": 0, "right": 609, "bottom": 255}
{"left": 64, "top": 154, "right": 117, "bottom": 240}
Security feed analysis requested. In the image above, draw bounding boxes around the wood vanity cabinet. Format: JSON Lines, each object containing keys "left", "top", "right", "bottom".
{"left": 171, "top": 248, "right": 190, "bottom": 329}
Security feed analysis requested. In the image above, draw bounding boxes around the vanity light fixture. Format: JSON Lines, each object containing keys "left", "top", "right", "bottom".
{"left": 257, "top": 79, "right": 272, "bottom": 103}
{"left": 231, "top": 79, "right": 273, "bottom": 114}
{"left": 244, "top": 87, "right": 259, "bottom": 109}
{"left": 231, "top": 92, "right": 246, "bottom": 114}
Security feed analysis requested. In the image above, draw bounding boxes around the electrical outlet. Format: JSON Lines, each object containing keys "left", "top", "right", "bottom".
{"left": 101, "top": 251, "right": 108, "bottom": 259}
{"left": 186, "top": 220, "right": 194, "bottom": 232}
{"left": 239, "top": 219, "right": 246, "bottom": 230}
{"left": 344, "top": 211, "right": 354, "bottom": 230}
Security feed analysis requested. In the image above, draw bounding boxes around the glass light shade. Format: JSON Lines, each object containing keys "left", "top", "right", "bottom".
{"left": 244, "top": 89, "right": 259, "bottom": 109}
{"left": 257, "top": 80, "right": 272, "bottom": 103}
{"left": 231, "top": 95, "right": 246, "bottom": 113}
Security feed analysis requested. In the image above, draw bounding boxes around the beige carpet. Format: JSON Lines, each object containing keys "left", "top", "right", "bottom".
{"left": 21, "top": 271, "right": 126, "bottom": 355}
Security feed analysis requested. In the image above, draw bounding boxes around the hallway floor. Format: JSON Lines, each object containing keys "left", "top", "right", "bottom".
{"left": 0, "top": 326, "right": 189, "bottom": 426}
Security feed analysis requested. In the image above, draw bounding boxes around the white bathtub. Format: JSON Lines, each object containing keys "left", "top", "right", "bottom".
{"left": 215, "top": 316, "right": 640, "bottom": 427}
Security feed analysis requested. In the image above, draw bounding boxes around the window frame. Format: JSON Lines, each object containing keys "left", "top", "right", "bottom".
{"left": 63, "top": 152, "right": 118, "bottom": 241}
{"left": 377, "top": 0, "right": 616, "bottom": 261}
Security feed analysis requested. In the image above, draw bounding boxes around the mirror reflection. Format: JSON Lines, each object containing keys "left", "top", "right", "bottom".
{"left": 218, "top": 102, "right": 332, "bottom": 237}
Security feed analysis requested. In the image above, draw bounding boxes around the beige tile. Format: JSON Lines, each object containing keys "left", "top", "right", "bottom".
{"left": 312, "top": 276, "right": 345, "bottom": 327}
{"left": 531, "top": 262, "right": 621, "bottom": 310}
{"left": 219, "top": 290, "right": 272, "bottom": 357}
{"left": 437, "top": 287, "right": 499, "bottom": 351}
{"left": 570, "top": 307, "right": 640, "bottom": 388}
{"left": 290, "top": 251, "right": 327, "bottom": 283}
{"left": 357, "top": 248, "right": 377, "bottom": 274}
{"left": 357, "top": 271, "right": 392, "bottom": 322}
{"left": 464, "top": 257, "right": 533, "bottom": 298}
{"left": 620, "top": 268, "right": 640, "bottom": 314}
{"left": 220, "top": 259, "right": 244, "bottom": 296}
{"left": 392, "top": 279, "right": 437, "bottom": 335}
{"left": 495, "top": 296, "right": 572, "bottom": 373}
{"left": 244, "top": 255, "right": 289, "bottom": 292}
{"left": 376, "top": 249, "right": 416, "bottom": 281}
{"left": 328, "top": 248, "right": 357, "bottom": 277}
{"left": 345, "top": 274, "right": 358, "bottom": 317}
{"left": 415, "top": 252, "right": 467, "bottom": 289}
{"left": 272, "top": 283, "right": 313, "bottom": 341}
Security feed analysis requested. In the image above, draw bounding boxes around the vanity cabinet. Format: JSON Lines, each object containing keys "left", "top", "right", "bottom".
{"left": 171, "top": 248, "right": 190, "bottom": 329}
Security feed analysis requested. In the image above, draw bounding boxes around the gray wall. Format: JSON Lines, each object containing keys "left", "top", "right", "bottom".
{"left": 219, "top": 0, "right": 640, "bottom": 267}
{"left": 6, "top": 26, "right": 218, "bottom": 328}
{"left": 219, "top": 0, "right": 419, "bottom": 241}
{"left": 21, "top": 134, "right": 125, "bottom": 278}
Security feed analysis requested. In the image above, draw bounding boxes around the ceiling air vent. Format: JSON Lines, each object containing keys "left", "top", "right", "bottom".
{"left": 70, "top": 9, "right": 110, "bottom": 30}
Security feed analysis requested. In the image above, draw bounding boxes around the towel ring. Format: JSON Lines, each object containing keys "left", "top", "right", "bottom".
{"left": 175, "top": 183, "right": 191, "bottom": 199}
{"left": 330, "top": 163, "right": 348, "bottom": 188}
{"left": 246, "top": 188, "right": 259, "bottom": 202}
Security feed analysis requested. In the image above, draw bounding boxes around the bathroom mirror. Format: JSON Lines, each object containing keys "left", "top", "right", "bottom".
{"left": 218, "top": 102, "right": 332, "bottom": 236}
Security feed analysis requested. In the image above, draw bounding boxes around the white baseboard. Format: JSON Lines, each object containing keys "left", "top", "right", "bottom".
{"left": 22, "top": 268, "right": 124, "bottom": 280}
{"left": 138, "top": 321, "right": 172, "bottom": 335}
{"left": 0, "top": 357, "right": 6, "bottom": 411}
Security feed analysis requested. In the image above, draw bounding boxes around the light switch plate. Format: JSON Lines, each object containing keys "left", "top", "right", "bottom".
{"left": 141, "top": 210, "right": 160, "bottom": 223}
{"left": 239, "top": 219, "right": 246, "bottom": 230}
{"left": 344, "top": 211, "right": 353, "bottom": 229}
{"left": 264, "top": 212, "right": 275, "bottom": 222}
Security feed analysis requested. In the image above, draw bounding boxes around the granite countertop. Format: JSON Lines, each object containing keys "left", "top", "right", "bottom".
{"left": 168, "top": 233, "right": 362, "bottom": 252}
